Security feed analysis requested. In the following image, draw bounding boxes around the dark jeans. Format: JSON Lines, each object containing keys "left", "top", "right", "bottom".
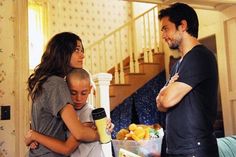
{"left": 167, "top": 151, "right": 219, "bottom": 157}
{"left": 166, "top": 144, "right": 219, "bottom": 157}
{"left": 165, "top": 136, "right": 219, "bottom": 157}
{"left": 167, "top": 155, "right": 195, "bottom": 157}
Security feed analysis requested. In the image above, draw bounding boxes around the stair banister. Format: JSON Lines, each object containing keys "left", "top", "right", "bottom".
{"left": 98, "top": 43, "right": 102, "bottom": 72}
{"left": 128, "top": 25, "right": 134, "bottom": 73}
{"left": 84, "top": 5, "right": 160, "bottom": 82}
{"left": 147, "top": 12, "right": 154, "bottom": 62}
{"left": 132, "top": 17, "right": 139, "bottom": 73}
{"left": 153, "top": 7, "right": 158, "bottom": 53}
{"left": 119, "top": 31, "right": 125, "bottom": 84}
{"left": 85, "top": 5, "right": 158, "bottom": 50}
{"left": 143, "top": 15, "right": 149, "bottom": 63}
{"left": 103, "top": 40, "right": 108, "bottom": 72}
{"left": 114, "top": 33, "right": 119, "bottom": 84}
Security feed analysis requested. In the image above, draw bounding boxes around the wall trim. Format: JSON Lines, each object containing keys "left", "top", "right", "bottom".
{"left": 15, "top": 0, "right": 30, "bottom": 156}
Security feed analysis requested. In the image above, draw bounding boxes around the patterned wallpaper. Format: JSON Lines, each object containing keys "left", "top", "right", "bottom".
{"left": 46, "top": 0, "right": 131, "bottom": 71}
{"left": 0, "top": 0, "right": 16, "bottom": 156}
{"left": 0, "top": 0, "right": 131, "bottom": 156}
{"left": 47, "top": 0, "right": 131, "bottom": 47}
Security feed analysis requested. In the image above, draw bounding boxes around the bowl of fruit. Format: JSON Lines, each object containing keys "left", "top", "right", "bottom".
{"left": 112, "top": 123, "right": 164, "bottom": 157}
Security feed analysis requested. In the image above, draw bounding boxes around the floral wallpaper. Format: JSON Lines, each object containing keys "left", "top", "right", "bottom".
{"left": 47, "top": 0, "right": 131, "bottom": 46}
{"left": 0, "top": 0, "right": 132, "bottom": 156}
{"left": 0, "top": 0, "right": 17, "bottom": 156}
{"left": 47, "top": 0, "right": 132, "bottom": 71}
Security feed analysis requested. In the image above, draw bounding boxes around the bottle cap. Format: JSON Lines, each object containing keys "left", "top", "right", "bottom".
{"left": 92, "top": 108, "right": 106, "bottom": 120}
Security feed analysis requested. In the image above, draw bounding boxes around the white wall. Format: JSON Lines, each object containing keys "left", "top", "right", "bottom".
{"left": 217, "top": 5, "right": 236, "bottom": 135}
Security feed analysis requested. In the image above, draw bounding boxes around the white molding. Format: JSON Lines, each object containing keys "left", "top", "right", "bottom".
{"left": 15, "top": 0, "right": 30, "bottom": 156}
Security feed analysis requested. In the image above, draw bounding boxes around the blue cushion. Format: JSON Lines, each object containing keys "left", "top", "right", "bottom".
{"left": 217, "top": 136, "right": 236, "bottom": 157}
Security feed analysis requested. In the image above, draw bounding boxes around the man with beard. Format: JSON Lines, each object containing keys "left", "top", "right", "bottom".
{"left": 156, "top": 3, "right": 219, "bottom": 157}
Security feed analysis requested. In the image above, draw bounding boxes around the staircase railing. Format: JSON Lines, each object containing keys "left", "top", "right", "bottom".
{"left": 84, "top": 5, "right": 160, "bottom": 84}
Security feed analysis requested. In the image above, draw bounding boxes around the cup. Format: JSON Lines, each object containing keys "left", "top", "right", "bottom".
{"left": 92, "top": 108, "right": 111, "bottom": 144}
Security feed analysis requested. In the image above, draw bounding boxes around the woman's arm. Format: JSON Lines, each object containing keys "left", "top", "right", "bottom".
{"left": 60, "top": 104, "right": 99, "bottom": 142}
{"left": 25, "top": 130, "right": 78, "bottom": 156}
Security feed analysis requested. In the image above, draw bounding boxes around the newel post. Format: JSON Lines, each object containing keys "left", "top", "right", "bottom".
{"left": 92, "top": 73, "right": 112, "bottom": 116}
{"left": 92, "top": 73, "right": 113, "bottom": 157}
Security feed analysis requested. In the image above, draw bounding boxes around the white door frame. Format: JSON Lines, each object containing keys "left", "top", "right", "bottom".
{"left": 217, "top": 7, "right": 236, "bottom": 135}
{"left": 15, "top": 0, "right": 30, "bottom": 156}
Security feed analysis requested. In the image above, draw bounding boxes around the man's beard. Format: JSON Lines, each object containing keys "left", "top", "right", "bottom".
{"left": 168, "top": 41, "right": 179, "bottom": 50}
{"left": 168, "top": 31, "right": 181, "bottom": 50}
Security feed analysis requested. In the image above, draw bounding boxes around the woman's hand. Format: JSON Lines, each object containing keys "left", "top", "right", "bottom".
{"left": 25, "top": 130, "right": 34, "bottom": 146}
{"left": 25, "top": 130, "right": 39, "bottom": 149}
{"left": 29, "top": 141, "right": 39, "bottom": 149}
{"left": 83, "top": 122, "right": 97, "bottom": 130}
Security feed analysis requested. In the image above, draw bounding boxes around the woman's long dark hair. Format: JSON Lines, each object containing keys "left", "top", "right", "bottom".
{"left": 28, "top": 32, "right": 82, "bottom": 101}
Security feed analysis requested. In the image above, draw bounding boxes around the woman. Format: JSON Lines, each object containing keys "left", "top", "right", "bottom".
{"left": 27, "top": 32, "right": 99, "bottom": 156}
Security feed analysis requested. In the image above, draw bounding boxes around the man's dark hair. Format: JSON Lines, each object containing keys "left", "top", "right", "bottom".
{"left": 158, "top": 3, "right": 199, "bottom": 38}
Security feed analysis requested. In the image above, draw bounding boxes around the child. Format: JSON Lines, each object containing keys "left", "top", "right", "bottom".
{"left": 66, "top": 68, "right": 105, "bottom": 157}
{"left": 25, "top": 68, "right": 111, "bottom": 156}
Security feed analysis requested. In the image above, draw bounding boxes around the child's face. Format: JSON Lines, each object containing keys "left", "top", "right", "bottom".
{"left": 69, "top": 79, "right": 92, "bottom": 110}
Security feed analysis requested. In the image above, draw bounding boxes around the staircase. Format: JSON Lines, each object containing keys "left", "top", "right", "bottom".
{"left": 109, "top": 52, "right": 164, "bottom": 110}
{"left": 84, "top": 5, "right": 165, "bottom": 111}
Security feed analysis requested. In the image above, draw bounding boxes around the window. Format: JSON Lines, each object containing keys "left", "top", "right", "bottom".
{"left": 28, "top": 1, "right": 48, "bottom": 70}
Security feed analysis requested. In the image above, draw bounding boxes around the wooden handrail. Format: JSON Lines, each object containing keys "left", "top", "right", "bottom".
{"left": 86, "top": 5, "right": 158, "bottom": 49}
{"left": 84, "top": 5, "right": 160, "bottom": 84}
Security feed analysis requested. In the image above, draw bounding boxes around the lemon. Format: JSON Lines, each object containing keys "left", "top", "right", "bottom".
{"left": 128, "top": 123, "right": 137, "bottom": 131}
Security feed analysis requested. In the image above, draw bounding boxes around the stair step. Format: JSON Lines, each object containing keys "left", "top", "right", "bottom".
{"left": 108, "top": 53, "right": 164, "bottom": 74}
{"left": 153, "top": 53, "right": 165, "bottom": 64}
{"left": 110, "top": 83, "right": 131, "bottom": 96}
{"left": 139, "top": 63, "right": 163, "bottom": 73}
{"left": 107, "top": 56, "right": 131, "bottom": 74}
{"left": 138, "top": 52, "right": 164, "bottom": 64}
{"left": 110, "top": 63, "right": 164, "bottom": 110}
{"left": 123, "top": 65, "right": 130, "bottom": 74}
{"left": 109, "top": 53, "right": 165, "bottom": 110}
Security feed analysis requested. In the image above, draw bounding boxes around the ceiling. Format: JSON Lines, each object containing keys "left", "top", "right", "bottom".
{"left": 126, "top": 0, "right": 236, "bottom": 11}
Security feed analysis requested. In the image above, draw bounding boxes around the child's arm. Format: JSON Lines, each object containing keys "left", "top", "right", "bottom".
{"left": 25, "top": 130, "right": 79, "bottom": 156}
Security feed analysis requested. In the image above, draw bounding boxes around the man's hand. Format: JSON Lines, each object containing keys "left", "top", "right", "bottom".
{"left": 156, "top": 74, "right": 179, "bottom": 112}
{"left": 167, "top": 73, "right": 179, "bottom": 86}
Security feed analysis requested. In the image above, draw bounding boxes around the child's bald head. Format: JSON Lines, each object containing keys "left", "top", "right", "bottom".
{"left": 66, "top": 68, "right": 92, "bottom": 110}
{"left": 66, "top": 68, "right": 91, "bottom": 86}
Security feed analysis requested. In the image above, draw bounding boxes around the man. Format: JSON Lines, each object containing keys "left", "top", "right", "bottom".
{"left": 156, "top": 3, "right": 219, "bottom": 157}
